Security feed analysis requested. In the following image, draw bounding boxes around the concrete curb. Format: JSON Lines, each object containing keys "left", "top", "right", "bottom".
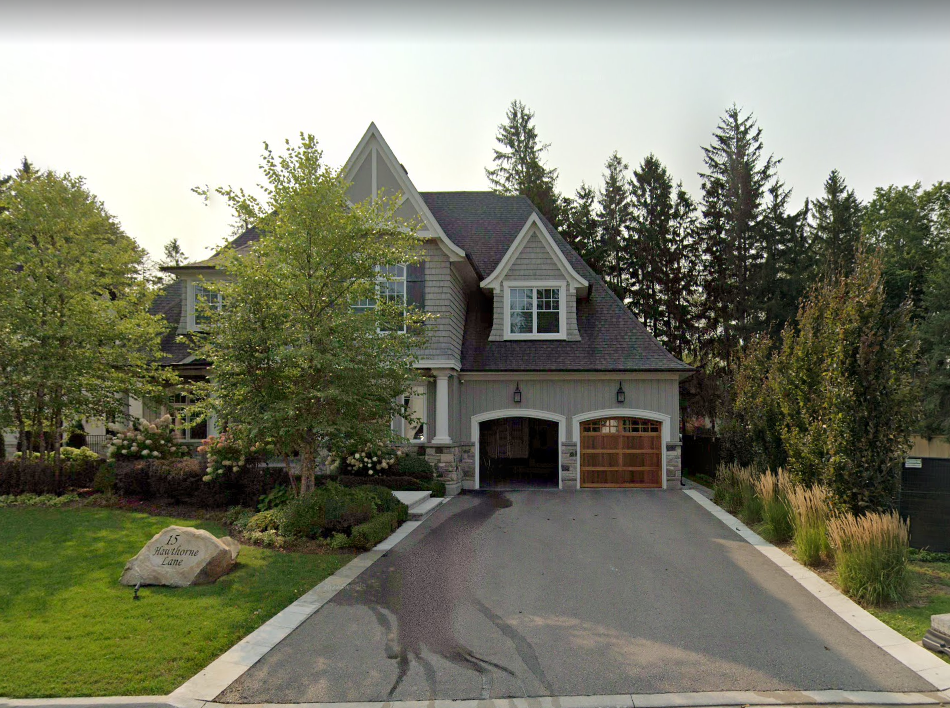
{"left": 8, "top": 688, "right": 950, "bottom": 708}
{"left": 169, "top": 498, "right": 453, "bottom": 703}
{"left": 683, "top": 489, "right": 950, "bottom": 693}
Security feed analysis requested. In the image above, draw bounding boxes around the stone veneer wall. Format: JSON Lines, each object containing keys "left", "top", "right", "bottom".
{"left": 666, "top": 441, "right": 682, "bottom": 487}
{"left": 418, "top": 443, "right": 474, "bottom": 486}
{"left": 561, "top": 441, "right": 578, "bottom": 489}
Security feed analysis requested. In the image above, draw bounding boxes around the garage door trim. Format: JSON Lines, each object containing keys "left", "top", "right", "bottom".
{"left": 572, "top": 408, "right": 670, "bottom": 490}
{"left": 472, "top": 409, "right": 566, "bottom": 490}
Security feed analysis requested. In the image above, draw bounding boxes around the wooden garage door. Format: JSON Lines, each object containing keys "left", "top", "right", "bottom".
{"left": 580, "top": 417, "right": 662, "bottom": 488}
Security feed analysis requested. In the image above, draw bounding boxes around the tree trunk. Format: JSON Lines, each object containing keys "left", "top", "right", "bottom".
{"left": 299, "top": 445, "right": 316, "bottom": 496}
{"left": 283, "top": 454, "right": 298, "bottom": 496}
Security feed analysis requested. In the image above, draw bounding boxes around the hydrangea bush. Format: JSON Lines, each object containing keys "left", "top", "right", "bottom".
{"left": 108, "top": 415, "right": 188, "bottom": 460}
{"left": 198, "top": 431, "right": 270, "bottom": 482}
{"left": 335, "top": 443, "right": 403, "bottom": 477}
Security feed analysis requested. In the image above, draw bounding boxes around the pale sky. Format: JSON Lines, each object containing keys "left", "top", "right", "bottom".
{"left": 2, "top": 2, "right": 949, "bottom": 263}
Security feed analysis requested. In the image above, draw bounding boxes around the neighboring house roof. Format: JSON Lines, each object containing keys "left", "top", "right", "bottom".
{"left": 149, "top": 279, "right": 191, "bottom": 365}
{"left": 422, "top": 191, "right": 692, "bottom": 373}
{"left": 153, "top": 190, "right": 691, "bottom": 374}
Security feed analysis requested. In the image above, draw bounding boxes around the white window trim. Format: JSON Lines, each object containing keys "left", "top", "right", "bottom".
{"left": 188, "top": 281, "right": 222, "bottom": 331}
{"left": 503, "top": 281, "right": 568, "bottom": 340}
{"left": 353, "top": 265, "right": 408, "bottom": 334}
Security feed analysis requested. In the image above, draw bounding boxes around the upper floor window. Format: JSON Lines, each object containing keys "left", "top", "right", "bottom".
{"left": 352, "top": 264, "right": 406, "bottom": 333}
{"left": 505, "top": 283, "right": 564, "bottom": 338}
{"left": 193, "top": 283, "right": 223, "bottom": 329}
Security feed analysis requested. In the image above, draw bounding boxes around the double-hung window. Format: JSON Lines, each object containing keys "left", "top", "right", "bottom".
{"left": 353, "top": 265, "right": 407, "bottom": 333}
{"left": 505, "top": 283, "right": 565, "bottom": 338}
{"left": 193, "top": 283, "right": 223, "bottom": 329}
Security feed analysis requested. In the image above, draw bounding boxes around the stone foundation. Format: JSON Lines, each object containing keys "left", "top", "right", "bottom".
{"left": 561, "top": 441, "right": 578, "bottom": 489}
{"left": 666, "top": 441, "right": 682, "bottom": 487}
{"left": 417, "top": 443, "right": 474, "bottom": 490}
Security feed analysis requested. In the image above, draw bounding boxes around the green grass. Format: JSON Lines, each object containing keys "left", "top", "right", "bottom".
{"left": 0, "top": 507, "right": 349, "bottom": 697}
{"left": 871, "top": 560, "right": 950, "bottom": 663}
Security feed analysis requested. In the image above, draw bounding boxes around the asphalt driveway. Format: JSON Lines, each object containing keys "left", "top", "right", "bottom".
{"left": 218, "top": 490, "right": 934, "bottom": 703}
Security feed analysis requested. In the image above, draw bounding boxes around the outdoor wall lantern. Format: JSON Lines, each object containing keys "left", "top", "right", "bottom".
{"left": 616, "top": 381, "right": 626, "bottom": 404}
{"left": 513, "top": 383, "right": 522, "bottom": 404}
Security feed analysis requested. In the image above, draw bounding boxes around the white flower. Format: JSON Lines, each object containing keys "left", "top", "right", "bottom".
{"left": 131, "top": 445, "right": 138, "bottom": 452}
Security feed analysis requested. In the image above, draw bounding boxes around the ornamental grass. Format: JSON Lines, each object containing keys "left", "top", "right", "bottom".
{"left": 753, "top": 468, "right": 794, "bottom": 543}
{"left": 828, "top": 511, "right": 910, "bottom": 605}
{"left": 788, "top": 484, "right": 832, "bottom": 566}
{"left": 735, "top": 465, "right": 763, "bottom": 525}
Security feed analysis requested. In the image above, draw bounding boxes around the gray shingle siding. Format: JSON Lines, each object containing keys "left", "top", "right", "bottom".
{"left": 418, "top": 240, "right": 464, "bottom": 366}
{"left": 487, "top": 232, "right": 581, "bottom": 341}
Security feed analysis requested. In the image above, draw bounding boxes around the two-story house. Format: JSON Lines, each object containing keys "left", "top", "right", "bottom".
{"left": 154, "top": 124, "right": 693, "bottom": 492}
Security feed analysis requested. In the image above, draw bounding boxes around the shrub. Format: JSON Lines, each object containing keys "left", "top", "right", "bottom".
{"left": 224, "top": 506, "right": 256, "bottom": 532}
{"left": 350, "top": 511, "right": 400, "bottom": 551}
{"left": 754, "top": 469, "right": 794, "bottom": 543}
{"left": 60, "top": 446, "right": 99, "bottom": 463}
{"left": 908, "top": 548, "right": 950, "bottom": 563}
{"left": 199, "top": 431, "right": 271, "bottom": 482}
{"left": 280, "top": 492, "right": 326, "bottom": 539}
{"left": 258, "top": 484, "right": 292, "bottom": 511}
{"left": 92, "top": 463, "right": 116, "bottom": 494}
{"left": 246, "top": 508, "right": 284, "bottom": 533}
{"left": 788, "top": 484, "right": 833, "bottom": 566}
{"left": 0, "top": 459, "right": 102, "bottom": 495}
{"left": 109, "top": 415, "right": 189, "bottom": 461}
{"left": 328, "top": 532, "right": 351, "bottom": 549}
{"left": 244, "top": 529, "right": 284, "bottom": 549}
{"left": 322, "top": 483, "right": 377, "bottom": 534}
{"left": 329, "top": 475, "right": 431, "bottom": 492}
{"left": 828, "top": 511, "right": 910, "bottom": 605}
{"left": 396, "top": 454, "right": 435, "bottom": 480}
{"left": 0, "top": 492, "right": 79, "bottom": 507}
{"left": 336, "top": 443, "right": 400, "bottom": 477}
{"left": 148, "top": 459, "right": 207, "bottom": 503}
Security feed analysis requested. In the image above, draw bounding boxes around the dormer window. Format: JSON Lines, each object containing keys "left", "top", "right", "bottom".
{"left": 504, "top": 282, "right": 566, "bottom": 339}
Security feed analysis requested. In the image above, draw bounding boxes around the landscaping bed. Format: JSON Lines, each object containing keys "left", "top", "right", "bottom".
{"left": 0, "top": 505, "right": 350, "bottom": 698}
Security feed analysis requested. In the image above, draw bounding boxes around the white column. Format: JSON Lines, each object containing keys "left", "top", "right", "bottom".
{"left": 432, "top": 369, "right": 452, "bottom": 444}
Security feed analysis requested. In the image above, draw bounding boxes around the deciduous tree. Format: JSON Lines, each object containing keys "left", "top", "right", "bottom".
{"left": 191, "top": 134, "right": 427, "bottom": 494}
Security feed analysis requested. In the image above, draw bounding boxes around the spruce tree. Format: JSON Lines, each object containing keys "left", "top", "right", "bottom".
{"left": 486, "top": 100, "right": 561, "bottom": 227}
{"left": 697, "top": 105, "right": 782, "bottom": 370}
{"left": 560, "top": 183, "right": 599, "bottom": 264}
{"left": 595, "top": 151, "right": 632, "bottom": 298}
{"left": 628, "top": 154, "right": 674, "bottom": 330}
{"left": 810, "top": 169, "right": 862, "bottom": 277}
{"left": 161, "top": 238, "right": 187, "bottom": 268}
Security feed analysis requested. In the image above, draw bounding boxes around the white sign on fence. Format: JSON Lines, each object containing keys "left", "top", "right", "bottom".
{"left": 905, "top": 458, "right": 923, "bottom": 469}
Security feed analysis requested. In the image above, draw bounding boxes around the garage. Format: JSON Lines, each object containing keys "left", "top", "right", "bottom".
{"left": 478, "top": 417, "right": 559, "bottom": 489}
{"left": 580, "top": 416, "right": 662, "bottom": 488}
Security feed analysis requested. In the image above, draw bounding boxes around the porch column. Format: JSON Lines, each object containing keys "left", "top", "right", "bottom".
{"left": 431, "top": 369, "right": 453, "bottom": 444}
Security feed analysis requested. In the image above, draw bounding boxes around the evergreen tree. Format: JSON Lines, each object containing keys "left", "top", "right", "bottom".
{"left": 697, "top": 105, "right": 782, "bottom": 371}
{"left": 920, "top": 246, "right": 950, "bottom": 438}
{"left": 560, "top": 182, "right": 598, "bottom": 264}
{"left": 759, "top": 185, "right": 813, "bottom": 337}
{"left": 486, "top": 100, "right": 561, "bottom": 227}
{"left": 810, "top": 169, "right": 863, "bottom": 277}
{"left": 595, "top": 151, "right": 632, "bottom": 297}
{"left": 161, "top": 238, "right": 187, "bottom": 268}
{"left": 627, "top": 154, "right": 674, "bottom": 330}
{"left": 666, "top": 185, "right": 701, "bottom": 359}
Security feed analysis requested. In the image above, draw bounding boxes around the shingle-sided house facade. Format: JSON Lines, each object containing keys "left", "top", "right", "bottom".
{"left": 156, "top": 124, "right": 693, "bottom": 492}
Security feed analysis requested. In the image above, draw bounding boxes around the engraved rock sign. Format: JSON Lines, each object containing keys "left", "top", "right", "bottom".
{"left": 120, "top": 525, "right": 239, "bottom": 587}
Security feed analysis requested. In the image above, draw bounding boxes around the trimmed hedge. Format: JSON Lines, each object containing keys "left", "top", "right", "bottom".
{"left": 395, "top": 454, "right": 436, "bottom": 480}
{"left": 113, "top": 459, "right": 285, "bottom": 508}
{"left": 351, "top": 511, "right": 400, "bottom": 551}
{"left": 0, "top": 459, "right": 102, "bottom": 495}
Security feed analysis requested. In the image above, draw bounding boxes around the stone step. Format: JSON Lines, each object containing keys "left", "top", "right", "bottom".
{"left": 408, "top": 496, "right": 443, "bottom": 520}
{"left": 392, "top": 490, "right": 432, "bottom": 511}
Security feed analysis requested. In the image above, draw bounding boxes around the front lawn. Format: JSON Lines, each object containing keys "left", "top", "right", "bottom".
{"left": 0, "top": 507, "right": 349, "bottom": 698}
{"left": 871, "top": 559, "right": 950, "bottom": 662}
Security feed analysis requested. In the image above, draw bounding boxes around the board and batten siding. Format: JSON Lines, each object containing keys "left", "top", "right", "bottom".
{"left": 457, "top": 377, "right": 680, "bottom": 443}
{"left": 488, "top": 232, "right": 581, "bottom": 341}
{"left": 417, "top": 240, "right": 466, "bottom": 366}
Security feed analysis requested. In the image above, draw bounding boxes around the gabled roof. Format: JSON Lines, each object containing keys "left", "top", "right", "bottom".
{"left": 343, "top": 123, "right": 466, "bottom": 262}
{"left": 479, "top": 212, "right": 588, "bottom": 295}
{"left": 421, "top": 191, "right": 692, "bottom": 373}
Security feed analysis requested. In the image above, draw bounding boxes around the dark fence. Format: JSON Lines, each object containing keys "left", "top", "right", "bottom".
{"left": 900, "top": 457, "right": 950, "bottom": 553}
{"left": 682, "top": 434, "right": 721, "bottom": 478}
{"left": 85, "top": 435, "right": 111, "bottom": 458}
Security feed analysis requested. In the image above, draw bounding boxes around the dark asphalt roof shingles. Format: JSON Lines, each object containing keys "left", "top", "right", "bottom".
{"left": 422, "top": 191, "right": 691, "bottom": 372}
{"left": 154, "top": 192, "right": 690, "bottom": 373}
